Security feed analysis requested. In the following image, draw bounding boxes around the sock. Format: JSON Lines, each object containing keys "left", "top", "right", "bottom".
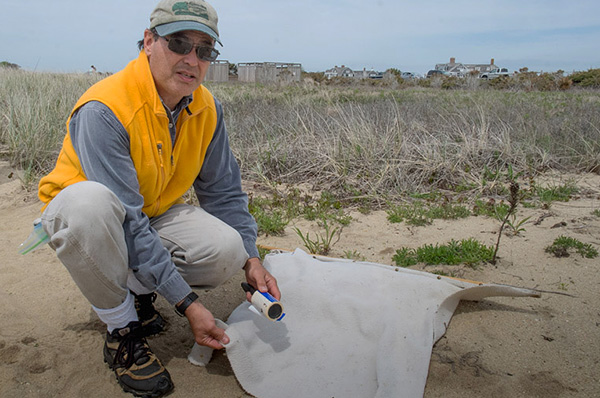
{"left": 93, "top": 292, "right": 138, "bottom": 333}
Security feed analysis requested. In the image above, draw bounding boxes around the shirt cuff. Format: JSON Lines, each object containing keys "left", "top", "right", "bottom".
{"left": 243, "top": 238, "right": 259, "bottom": 259}
{"left": 156, "top": 271, "right": 193, "bottom": 306}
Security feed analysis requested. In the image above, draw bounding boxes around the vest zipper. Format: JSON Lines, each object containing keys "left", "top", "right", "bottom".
{"left": 155, "top": 141, "right": 166, "bottom": 214}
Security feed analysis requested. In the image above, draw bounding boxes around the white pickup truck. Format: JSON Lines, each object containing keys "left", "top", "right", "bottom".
{"left": 479, "top": 68, "right": 510, "bottom": 79}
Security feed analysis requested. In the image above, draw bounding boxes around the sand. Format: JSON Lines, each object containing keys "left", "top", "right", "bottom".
{"left": 1, "top": 160, "right": 598, "bottom": 398}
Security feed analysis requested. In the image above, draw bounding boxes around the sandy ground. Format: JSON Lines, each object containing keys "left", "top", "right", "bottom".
{"left": 1, "top": 160, "right": 598, "bottom": 398}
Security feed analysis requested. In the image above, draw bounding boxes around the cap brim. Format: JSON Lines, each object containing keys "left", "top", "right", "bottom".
{"left": 154, "top": 21, "right": 222, "bottom": 46}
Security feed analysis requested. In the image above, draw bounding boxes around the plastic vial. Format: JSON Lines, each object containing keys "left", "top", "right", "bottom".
{"left": 18, "top": 218, "right": 50, "bottom": 255}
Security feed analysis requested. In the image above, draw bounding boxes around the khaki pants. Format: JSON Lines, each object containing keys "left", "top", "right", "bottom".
{"left": 41, "top": 181, "right": 248, "bottom": 309}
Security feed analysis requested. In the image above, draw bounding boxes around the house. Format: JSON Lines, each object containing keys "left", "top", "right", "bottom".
{"left": 435, "top": 57, "right": 498, "bottom": 77}
{"left": 357, "top": 68, "right": 384, "bottom": 79}
{"left": 237, "top": 62, "right": 302, "bottom": 83}
{"left": 325, "top": 65, "right": 383, "bottom": 80}
{"left": 325, "top": 65, "right": 355, "bottom": 79}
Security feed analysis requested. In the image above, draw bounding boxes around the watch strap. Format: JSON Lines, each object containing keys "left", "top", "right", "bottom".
{"left": 175, "top": 291, "right": 199, "bottom": 317}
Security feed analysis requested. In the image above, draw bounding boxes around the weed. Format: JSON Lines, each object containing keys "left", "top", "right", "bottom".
{"left": 303, "top": 191, "right": 352, "bottom": 225}
{"left": 534, "top": 181, "right": 579, "bottom": 204}
{"left": 391, "top": 247, "right": 418, "bottom": 267}
{"left": 248, "top": 196, "right": 288, "bottom": 236}
{"left": 428, "top": 203, "right": 471, "bottom": 220}
{"left": 504, "top": 213, "right": 532, "bottom": 236}
{"left": 387, "top": 202, "right": 431, "bottom": 226}
{"left": 521, "top": 201, "right": 537, "bottom": 209}
{"left": 492, "top": 181, "right": 524, "bottom": 264}
{"left": 342, "top": 250, "right": 365, "bottom": 261}
{"left": 392, "top": 238, "right": 494, "bottom": 268}
{"left": 257, "top": 246, "right": 271, "bottom": 260}
{"left": 591, "top": 209, "right": 600, "bottom": 217}
{"left": 387, "top": 201, "right": 471, "bottom": 226}
{"left": 472, "top": 199, "right": 510, "bottom": 220}
{"left": 545, "top": 236, "right": 598, "bottom": 258}
{"left": 294, "top": 218, "right": 341, "bottom": 255}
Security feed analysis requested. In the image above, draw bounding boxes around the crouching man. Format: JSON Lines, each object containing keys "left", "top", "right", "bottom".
{"left": 37, "top": 0, "right": 280, "bottom": 396}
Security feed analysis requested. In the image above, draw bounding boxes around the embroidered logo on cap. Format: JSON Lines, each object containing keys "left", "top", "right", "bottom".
{"left": 172, "top": 2, "right": 208, "bottom": 19}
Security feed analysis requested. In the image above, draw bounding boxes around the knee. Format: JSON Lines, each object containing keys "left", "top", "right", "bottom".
{"left": 44, "top": 181, "right": 126, "bottom": 235}
{"left": 206, "top": 226, "right": 248, "bottom": 267}
{"left": 185, "top": 227, "right": 248, "bottom": 288}
{"left": 64, "top": 182, "right": 123, "bottom": 216}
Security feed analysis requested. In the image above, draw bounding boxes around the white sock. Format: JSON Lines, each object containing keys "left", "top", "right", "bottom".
{"left": 92, "top": 292, "right": 138, "bottom": 333}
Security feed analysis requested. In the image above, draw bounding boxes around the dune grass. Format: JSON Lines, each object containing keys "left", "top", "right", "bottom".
{"left": 0, "top": 69, "right": 102, "bottom": 183}
{"left": 2, "top": 68, "right": 599, "bottom": 196}
{"left": 2, "top": 68, "right": 599, "bottom": 263}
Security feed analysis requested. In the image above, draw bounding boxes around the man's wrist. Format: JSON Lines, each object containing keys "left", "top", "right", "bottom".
{"left": 175, "top": 291, "right": 198, "bottom": 317}
{"left": 243, "top": 257, "right": 261, "bottom": 270}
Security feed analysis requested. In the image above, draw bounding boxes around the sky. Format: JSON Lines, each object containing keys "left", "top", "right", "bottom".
{"left": 2, "top": 0, "right": 599, "bottom": 76}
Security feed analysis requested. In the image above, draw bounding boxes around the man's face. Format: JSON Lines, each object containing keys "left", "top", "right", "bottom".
{"left": 143, "top": 29, "right": 214, "bottom": 109}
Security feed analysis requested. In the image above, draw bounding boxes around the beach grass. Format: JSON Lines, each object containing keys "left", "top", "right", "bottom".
{"left": 2, "top": 68, "right": 599, "bottom": 263}
{"left": 2, "top": 68, "right": 599, "bottom": 200}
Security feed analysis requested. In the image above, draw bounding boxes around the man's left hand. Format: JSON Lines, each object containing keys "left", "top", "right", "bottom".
{"left": 243, "top": 257, "right": 281, "bottom": 301}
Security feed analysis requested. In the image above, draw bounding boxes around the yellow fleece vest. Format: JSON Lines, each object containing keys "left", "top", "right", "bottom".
{"left": 38, "top": 52, "right": 217, "bottom": 218}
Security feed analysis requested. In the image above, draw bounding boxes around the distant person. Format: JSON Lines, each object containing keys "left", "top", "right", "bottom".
{"left": 88, "top": 65, "right": 97, "bottom": 74}
{"left": 37, "top": 0, "right": 280, "bottom": 396}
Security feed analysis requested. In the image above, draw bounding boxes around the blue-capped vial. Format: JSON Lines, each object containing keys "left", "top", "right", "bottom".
{"left": 18, "top": 218, "right": 50, "bottom": 255}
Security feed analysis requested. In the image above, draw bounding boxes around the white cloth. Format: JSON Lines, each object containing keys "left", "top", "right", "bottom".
{"left": 194, "top": 249, "right": 539, "bottom": 397}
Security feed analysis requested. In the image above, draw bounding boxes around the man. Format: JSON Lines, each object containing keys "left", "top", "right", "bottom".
{"left": 37, "top": 0, "right": 280, "bottom": 396}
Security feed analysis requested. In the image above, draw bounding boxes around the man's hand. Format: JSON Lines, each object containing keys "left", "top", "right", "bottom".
{"left": 183, "top": 301, "right": 229, "bottom": 349}
{"left": 243, "top": 257, "right": 281, "bottom": 301}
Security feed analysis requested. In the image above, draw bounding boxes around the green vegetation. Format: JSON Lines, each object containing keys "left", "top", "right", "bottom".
{"left": 294, "top": 219, "right": 341, "bottom": 256}
{"left": 247, "top": 189, "right": 352, "bottom": 236}
{"left": 472, "top": 199, "right": 510, "bottom": 220}
{"left": 545, "top": 236, "right": 598, "bottom": 258}
{"left": 250, "top": 204, "right": 287, "bottom": 236}
{"left": 387, "top": 202, "right": 471, "bottom": 226}
{"left": 2, "top": 68, "right": 599, "bottom": 268}
{"left": 504, "top": 213, "right": 532, "bottom": 236}
{"left": 0, "top": 61, "right": 20, "bottom": 69}
{"left": 257, "top": 246, "right": 271, "bottom": 260}
{"left": 569, "top": 68, "right": 600, "bottom": 88}
{"left": 533, "top": 181, "right": 579, "bottom": 204}
{"left": 392, "top": 238, "right": 494, "bottom": 268}
{"left": 342, "top": 250, "right": 365, "bottom": 261}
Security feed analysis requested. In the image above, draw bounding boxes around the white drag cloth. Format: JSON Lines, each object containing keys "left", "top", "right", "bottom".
{"left": 192, "top": 249, "right": 540, "bottom": 397}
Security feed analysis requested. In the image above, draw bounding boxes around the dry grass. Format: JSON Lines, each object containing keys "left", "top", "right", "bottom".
{"left": 1, "top": 68, "right": 599, "bottom": 198}
{"left": 0, "top": 69, "right": 102, "bottom": 182}
{"left": 208, "top": 83, "right": 600, "bottom": 200}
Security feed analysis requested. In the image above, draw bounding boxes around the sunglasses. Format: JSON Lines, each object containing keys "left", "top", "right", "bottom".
{"left": 160, "top": 36, "right": 219, "bottom": 62}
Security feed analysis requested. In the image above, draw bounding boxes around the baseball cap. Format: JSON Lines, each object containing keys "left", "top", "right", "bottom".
{"left": 150, "top": 0, "right": 222, "bottom": 45}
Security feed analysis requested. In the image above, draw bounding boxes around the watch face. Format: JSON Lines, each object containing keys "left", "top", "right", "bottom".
{"left": 176, "top": 292, "right": 198, "bottom": 316}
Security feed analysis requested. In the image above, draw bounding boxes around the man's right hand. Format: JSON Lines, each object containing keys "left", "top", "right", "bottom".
{"left": 183, "top": 301, "right": 229, "bottom": 349}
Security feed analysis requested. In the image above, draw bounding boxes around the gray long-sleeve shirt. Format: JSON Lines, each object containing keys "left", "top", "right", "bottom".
{"left": 68, "top": 96, "right": 258, "bottom": 305}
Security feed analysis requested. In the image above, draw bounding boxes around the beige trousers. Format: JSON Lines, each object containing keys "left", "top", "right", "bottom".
{"left": 41, "top": 181, "right": 248, "bottom": 309}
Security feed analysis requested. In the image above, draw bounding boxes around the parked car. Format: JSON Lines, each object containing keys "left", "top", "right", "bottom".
{"left": 445, "top": 70, "right": 467, "bottom": 78}
{"left": 400, "top": 72, "right": 421, "bottom": 80}
{"left": 479, "top": 68, "right": 510, "bottom": 79}
{"left": 426, "top": 70, "right": 446, "bottom": 78}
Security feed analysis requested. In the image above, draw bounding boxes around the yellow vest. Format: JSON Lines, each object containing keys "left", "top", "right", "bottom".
{"left": 38, "top": 52, "right": 217, "bottom": 218}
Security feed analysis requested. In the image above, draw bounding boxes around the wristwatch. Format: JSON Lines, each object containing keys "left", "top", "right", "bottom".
{"left": 175, "top": 291, "right": 199, "bottom": 317}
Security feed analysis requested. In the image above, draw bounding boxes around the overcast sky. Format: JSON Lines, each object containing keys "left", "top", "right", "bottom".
{"left": 2, "top": 0, "right": 599, "bottom": 75}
